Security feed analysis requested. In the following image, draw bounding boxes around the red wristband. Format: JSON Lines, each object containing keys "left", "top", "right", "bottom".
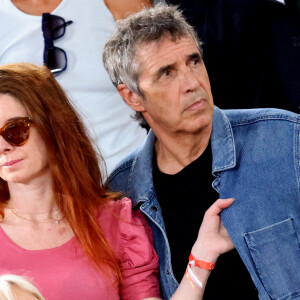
{"left": 189, "top": 253, "right": 216, "bottom": 271}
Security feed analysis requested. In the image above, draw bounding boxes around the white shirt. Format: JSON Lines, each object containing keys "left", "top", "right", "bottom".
{"left": 0, "top": 0, "right": 147, "bottom": 176}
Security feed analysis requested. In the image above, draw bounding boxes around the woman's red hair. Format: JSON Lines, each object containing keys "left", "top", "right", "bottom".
{"left": 0, "top": 63, "right": 121, "bottom": 282}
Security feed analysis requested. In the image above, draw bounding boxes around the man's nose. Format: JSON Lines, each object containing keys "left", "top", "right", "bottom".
{"left": 181, "top": 67, "right": 200, "bottom": 93}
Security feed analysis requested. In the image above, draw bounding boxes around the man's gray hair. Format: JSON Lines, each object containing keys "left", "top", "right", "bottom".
{"left": 103, "top": 4, "right": 203, "bottom": 125}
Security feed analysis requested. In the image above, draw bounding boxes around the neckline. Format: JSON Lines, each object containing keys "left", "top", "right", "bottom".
{"left": 153, "top": 141, "right": 212, "bottom": 178}
{"left": 0, "top": 223, "right": 76, "bottom": 253}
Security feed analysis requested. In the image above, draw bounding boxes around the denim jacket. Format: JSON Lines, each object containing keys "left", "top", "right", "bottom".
{"left": 107, "top": 106, "right": 300, "bottom": 300}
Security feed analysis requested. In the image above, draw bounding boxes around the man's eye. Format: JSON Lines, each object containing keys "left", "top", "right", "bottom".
{"left": 191, "top": 58, "right": 200, "bottom": 66}
{"left": 163, "top": 69, "right": 171, "bottom": 77}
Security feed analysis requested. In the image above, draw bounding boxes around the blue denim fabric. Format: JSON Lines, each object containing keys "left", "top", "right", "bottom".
{"left": 107, "top": 106, "right": 300, "bottom": 300}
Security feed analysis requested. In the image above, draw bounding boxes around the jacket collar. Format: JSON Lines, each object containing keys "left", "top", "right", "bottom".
{"left": 128, "top": 130, "right": 157, "bottom": 207}
{"left": 128, "top": 106, "right": 236, "bottom": 206}
{"left": 211, "top": 106, "right": 236, "bottom": 175}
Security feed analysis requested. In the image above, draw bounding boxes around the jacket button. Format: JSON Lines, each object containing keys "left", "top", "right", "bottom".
{"left": 151, "top": 206, "right": 158, "bottom": 212}
{"left": 166, "top": 270, "right": 170, "bottom": 275}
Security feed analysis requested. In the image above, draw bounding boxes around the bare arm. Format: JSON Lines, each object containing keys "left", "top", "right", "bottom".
{"left": 143, "top": 198, "right": 234, "bottom": 300}
{"left": 171, "top": 198, "right": 235, "bottom": 300}
{"left": 105, "top": 0, "right": 152, "bottom": 20}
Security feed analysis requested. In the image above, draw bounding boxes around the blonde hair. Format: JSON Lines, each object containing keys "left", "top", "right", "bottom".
{"left": 0, "top": 275, "right": 45, "bottom": 300}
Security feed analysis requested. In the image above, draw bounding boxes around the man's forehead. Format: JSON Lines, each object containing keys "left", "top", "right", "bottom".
{"left": 137, "top": 33, "right": 198, "bottom": 54}
{"left": 135, "top": 34, "right": 200, "bottom": 73}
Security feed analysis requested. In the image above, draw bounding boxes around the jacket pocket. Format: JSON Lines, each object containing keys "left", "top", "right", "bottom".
{"left": 244, "top": 218, "right": 300, "bottom": 300}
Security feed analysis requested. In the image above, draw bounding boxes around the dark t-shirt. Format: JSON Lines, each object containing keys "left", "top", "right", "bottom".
{"left": 153, "top": 144, "right": 258, "bottom": 299}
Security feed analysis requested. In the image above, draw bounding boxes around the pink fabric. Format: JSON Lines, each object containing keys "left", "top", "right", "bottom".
{"left": 0, "top": 198, "right": 160, "bottom": 300}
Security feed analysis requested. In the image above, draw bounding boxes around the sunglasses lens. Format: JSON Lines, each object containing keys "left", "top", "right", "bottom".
{"left": 42, "top": 14, "right": 65, "bottom": 40}
{"left": 45, "top": 47, "right": 67, "bottom": 74}
{"left": 2, "top": 120, "right": 30, "bottom": 146}
{"left": 42, "top": 13, "right": 73, "bottom": 75}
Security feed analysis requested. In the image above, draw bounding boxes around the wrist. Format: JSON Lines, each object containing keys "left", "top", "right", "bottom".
{"left": 188, "top": 253, "right": 216, "bottom": 271}
{"left": 191, "top": 244, "right": 220, "bottom": 263}
{"left": 184, "top": 252, "right": 216, "bottom": 290}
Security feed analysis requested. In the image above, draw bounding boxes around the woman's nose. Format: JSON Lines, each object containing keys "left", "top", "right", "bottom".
{"left": 0, "top": 135, "right": 13, "bottom": 154}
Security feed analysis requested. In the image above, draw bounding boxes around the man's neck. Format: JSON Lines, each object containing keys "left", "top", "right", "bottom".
{"left": 154, "top": 125, "right": 212, "bottom": 175}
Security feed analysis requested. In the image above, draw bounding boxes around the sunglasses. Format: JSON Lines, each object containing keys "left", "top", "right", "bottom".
{"left": 0, "top": 117, "right": 32, "bottom": 147}
{"left": 42, "top": 13, "right": 73, "bottom": 75}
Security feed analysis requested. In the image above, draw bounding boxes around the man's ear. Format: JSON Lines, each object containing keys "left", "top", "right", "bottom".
{"left": 117, "top": 84, "right": 146, "bottom": 112}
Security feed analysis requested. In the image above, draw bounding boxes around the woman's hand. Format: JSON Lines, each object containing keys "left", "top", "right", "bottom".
{"left": 191, "top": 198, "right": 235, "bottom": 263}
{"left": 170, "top": 198, "right": 235, "bottom": 300}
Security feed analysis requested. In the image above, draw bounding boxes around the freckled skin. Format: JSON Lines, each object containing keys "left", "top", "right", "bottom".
{"left": 0, "top": 94, "right": 50, "bottom": 185}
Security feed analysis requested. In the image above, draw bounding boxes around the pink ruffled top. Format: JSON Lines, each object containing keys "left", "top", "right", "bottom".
{"left": 0, "top": 198, "right": 160, "bottom": 300}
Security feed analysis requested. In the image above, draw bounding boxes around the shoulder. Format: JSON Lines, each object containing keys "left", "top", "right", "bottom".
{"left": 97, "top": 197, "right": 134, "bottom": 221}
{"left": 106, "top": 149, "right": 138, "bottom": 193}
{"left": 106, "top": 130, "right": 156, "bottom": 204}
{"left": 97, "top": 198, "right": 159, "bottom": 283}
{"left": 96, "top": 198, "right": 160, "bottom": 299}
{"left": 97, "top": 198, "right": 149, "bottom": 243}
{"left": 222, "top": 107, "right": 300, "bottom": 127}
{"left": 109, "top": 149, "right": 137, "bottom": 180}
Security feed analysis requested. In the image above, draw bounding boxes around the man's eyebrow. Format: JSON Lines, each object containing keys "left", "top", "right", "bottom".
{"left": 188, "top": 52, "right": 202, "bottom": 61}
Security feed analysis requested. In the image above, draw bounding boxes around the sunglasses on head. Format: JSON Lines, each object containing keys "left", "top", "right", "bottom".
{"left": 42, "top": 13, "right": 73, "bottom": 75}
{"left": 0, "top": 117, "right": 32, "bottom": 147}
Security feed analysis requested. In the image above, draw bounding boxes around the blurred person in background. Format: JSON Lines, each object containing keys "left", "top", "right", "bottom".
{"left": 0, "top": 0, "right": 158, "bottom": 176}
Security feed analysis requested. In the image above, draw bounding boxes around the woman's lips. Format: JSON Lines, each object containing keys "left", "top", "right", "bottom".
{"left": 2, "top": 159, "right": 23, "bottom": 167}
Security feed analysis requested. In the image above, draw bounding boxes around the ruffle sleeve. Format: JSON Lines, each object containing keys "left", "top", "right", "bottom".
{"left": 118, "top": 198, "right": 161, "bottom": 300}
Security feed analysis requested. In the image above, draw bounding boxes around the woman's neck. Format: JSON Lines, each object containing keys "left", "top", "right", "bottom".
{"left": 7, "top": 176, "right": 55, "bottom": 214}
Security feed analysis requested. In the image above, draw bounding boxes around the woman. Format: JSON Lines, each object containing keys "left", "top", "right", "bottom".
{"left": 0, "top": 63, "right": 234, "bottom": 300}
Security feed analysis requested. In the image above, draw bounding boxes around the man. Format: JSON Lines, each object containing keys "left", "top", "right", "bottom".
{"left": 103, "top": 5, "right": 300, "bottom": 300}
